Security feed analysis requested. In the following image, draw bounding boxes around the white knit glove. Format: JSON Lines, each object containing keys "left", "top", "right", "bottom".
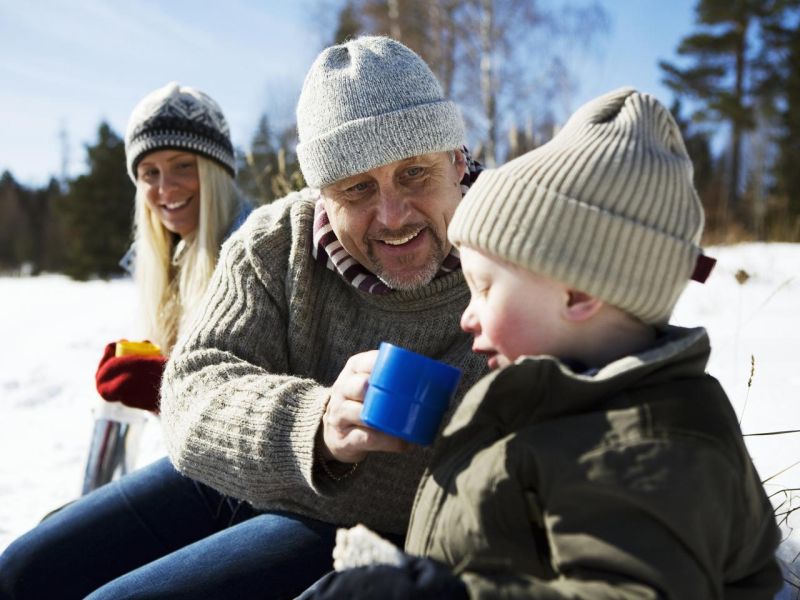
{"left": 332, "top": 524, "right": 406, "bottom": 571}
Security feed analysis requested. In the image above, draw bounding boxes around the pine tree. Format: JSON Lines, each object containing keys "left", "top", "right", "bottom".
{"left": 0, "top": 173, "right": 65, "bottom": 273}
{"left": 332, "top": 0, "right": 362, "bottom": 43}
{"left": 15, "top": 178, "right": 63, "bottom": 274}
{"left": 237, "top": 113, "right": 305, "bottom": 206}
{"left": 38, "top": 179, "right": 68, "bottom": 273}
{"left": 58, "top": 123, "right": 134, "bottom": 280}
{"left": 0, "top": 172, "right": 27, "bottom": 271}
{"left": 671, "top": 99, "right": 715, "bottom": 197}
{"left": 237, "top": 114, "right": 278, "bottom": 205}
{"left": 760, "top": 1, "right": 800, "bottom": 217}
{"left": 776, "top": 29, "right": 800, "bottom": 217}
{"left": 659, "top": 0, "right": 774, "bottom": 217}
{"left": 668, "top": 99, "right": 727, "bottom": 237}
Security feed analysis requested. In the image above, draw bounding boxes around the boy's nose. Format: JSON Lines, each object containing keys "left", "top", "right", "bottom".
{"left": 460, "top": 304, "right": 479, "bottom": 333}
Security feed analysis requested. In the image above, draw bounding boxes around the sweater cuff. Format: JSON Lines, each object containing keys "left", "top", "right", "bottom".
{"left": 289, "top": 384, "right": 334, "bottom": 494}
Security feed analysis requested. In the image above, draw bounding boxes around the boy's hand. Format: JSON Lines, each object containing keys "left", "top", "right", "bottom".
{"left": 306, "top": 557, "right": 468, "bottom": 600}
{"left": 321, "top": 350, "right": 409, "bottom": 463}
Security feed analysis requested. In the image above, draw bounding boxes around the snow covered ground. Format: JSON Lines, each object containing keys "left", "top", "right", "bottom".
{"left": 1, "top": 243, "right": 798, "bottom": 591}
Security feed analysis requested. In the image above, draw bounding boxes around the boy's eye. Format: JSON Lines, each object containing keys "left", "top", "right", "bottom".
{"left": 466, "top": 277, "right": 489, "bottom": 297}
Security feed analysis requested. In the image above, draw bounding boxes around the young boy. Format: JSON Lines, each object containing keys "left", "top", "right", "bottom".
{"left": 305, "top": 88, "right": 783, "bottom": 599}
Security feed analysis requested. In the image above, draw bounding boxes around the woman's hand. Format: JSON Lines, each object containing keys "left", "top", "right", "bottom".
{"left": 95, "top": 342, "right": 167, "bottom": 413}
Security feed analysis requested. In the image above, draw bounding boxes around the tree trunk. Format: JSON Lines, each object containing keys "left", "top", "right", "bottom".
{"left": 729, "top": 14, "right": 749, "bottom": 217}
{"left": 387, "top": 0, "right": 401, "bottom": 41}
{"left": 480, "top": 0, "right": 496, "bottom": 166}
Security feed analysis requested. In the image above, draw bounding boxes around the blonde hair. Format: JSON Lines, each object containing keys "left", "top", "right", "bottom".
{"left": 133, "top": 156, "right": 239, "bottom": 354}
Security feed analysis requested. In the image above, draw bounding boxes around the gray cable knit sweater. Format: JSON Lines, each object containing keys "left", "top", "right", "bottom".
{"left": 160, "top": 190, "right": 488, "bottom": 535}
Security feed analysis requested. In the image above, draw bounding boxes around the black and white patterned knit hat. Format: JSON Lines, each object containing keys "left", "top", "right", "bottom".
{"left": 124, "top": 82, "right": 236, "bottom": 181}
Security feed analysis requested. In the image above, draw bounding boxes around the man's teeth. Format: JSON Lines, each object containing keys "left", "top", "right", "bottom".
{"left": 383, "top": 231, "right": 419, "bottom": 245}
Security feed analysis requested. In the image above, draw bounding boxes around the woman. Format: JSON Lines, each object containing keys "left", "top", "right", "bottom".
{"left": 0, "top": 85, "right": 253, "bottom": 597}
{"left": 94, "top": 82, "right": 251, "bottom": 413}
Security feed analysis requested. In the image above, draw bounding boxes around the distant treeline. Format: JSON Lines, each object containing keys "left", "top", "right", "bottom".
{"left": 2, "top": 0, "right": 799, "bottom": 278}
{"left": 0, "top": 118, "right": 304, "bottom": 279}
{"left": 1, "top": 124, "right": 134, "bottom": 279}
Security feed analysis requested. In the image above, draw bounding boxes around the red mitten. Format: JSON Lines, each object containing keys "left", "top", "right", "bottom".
{"left": 95, "top": 348, "right": 167, "bottom": 413}
{"left": 97, "top": 341, "right": 117, "bottom": 371}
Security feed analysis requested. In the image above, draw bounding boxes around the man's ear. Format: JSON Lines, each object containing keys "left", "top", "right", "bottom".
{"left": 564, "top": 289, "right": 603, "bottom": 322}
{"left": 452, "top": 149, "right": 467, "bottom": 182}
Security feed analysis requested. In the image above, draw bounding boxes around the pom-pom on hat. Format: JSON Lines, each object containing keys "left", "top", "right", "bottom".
{"left": 296, "top": 36, "right": 465, "bottom": 189}
{"left": 448, "top": 87, "right": 707, "bottom": 325}
{"left": 125, "top": 82, "right": 235, "bottom": 181}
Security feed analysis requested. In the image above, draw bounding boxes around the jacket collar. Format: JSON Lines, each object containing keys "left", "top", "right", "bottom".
{"left": 441, "top": 326, "right": 711, "bottom": 439}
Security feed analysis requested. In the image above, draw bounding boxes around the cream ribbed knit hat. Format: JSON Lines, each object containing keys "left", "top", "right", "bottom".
{"left": 448, "top": 87, "right": 706, "bottom": 325}
{"left": 296, "top": 36, "right": 465, "bottom": 189}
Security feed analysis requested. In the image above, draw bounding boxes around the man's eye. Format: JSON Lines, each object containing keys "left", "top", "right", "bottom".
{"left": 342, "top": 181, "right": 373, "bottom": 199}
{"left": 399, "top": 165, "right": 427, "bottom": 187}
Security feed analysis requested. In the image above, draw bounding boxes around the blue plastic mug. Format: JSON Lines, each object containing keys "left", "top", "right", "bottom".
{"left": 361, "top": 342, "right": 462, "bottom": 445}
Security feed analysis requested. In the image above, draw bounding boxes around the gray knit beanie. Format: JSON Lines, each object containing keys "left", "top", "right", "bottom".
{"left": 448, "top": 87, "right": 706, "bottom": 325}
{"left": 296, "top": 36, "right": 465, "bottom": 189}
{"left": 125, "top": 82, "right": 236, "bottom": 181}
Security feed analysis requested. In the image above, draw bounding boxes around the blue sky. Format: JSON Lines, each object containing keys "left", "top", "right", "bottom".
{"left": 0, "top": 0, "right": 697, "bottom": 187}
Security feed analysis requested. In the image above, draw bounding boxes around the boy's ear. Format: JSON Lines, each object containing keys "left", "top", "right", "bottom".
{"left": 564, "top": 289, "right": 603, "bottom": 322}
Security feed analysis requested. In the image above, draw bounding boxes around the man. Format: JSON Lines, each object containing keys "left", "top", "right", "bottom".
{"left": 0, "top": 37, "right": 487, "bottom": 600}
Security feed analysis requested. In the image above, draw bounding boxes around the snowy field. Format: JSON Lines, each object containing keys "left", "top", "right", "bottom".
{"left": 1, "top": 242, "right": 799, "bottom": 592}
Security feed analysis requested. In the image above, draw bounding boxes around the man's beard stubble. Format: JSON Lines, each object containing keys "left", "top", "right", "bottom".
{"left": 367, "top": 224, "right": 446, "bottom": 292}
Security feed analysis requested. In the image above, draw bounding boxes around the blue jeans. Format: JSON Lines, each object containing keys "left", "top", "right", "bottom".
{"left": 0, "top": 457, "right": 376, "bottom": 600}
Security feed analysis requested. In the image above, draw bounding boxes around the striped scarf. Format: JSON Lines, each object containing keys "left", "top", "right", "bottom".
{"left": 312, "top": 147, "right": 482, "bottom": 294}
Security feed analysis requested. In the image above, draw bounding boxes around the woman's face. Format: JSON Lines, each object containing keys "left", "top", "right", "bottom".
{"left": 136, "top": 150, "right": 201, "bottom": 237}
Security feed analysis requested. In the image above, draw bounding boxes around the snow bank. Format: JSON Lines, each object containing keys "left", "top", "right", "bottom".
{"left": 1, "top": 244, "right": 798, "bottom": 584}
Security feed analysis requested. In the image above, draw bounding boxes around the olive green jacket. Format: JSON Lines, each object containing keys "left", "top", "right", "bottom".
{"left": 406, "top": 327, "right": 782, "bottom": 599}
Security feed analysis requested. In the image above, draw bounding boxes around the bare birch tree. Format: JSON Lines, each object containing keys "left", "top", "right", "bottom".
{"left": 323, "top": 0, "right": 607, "bottom": 165}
